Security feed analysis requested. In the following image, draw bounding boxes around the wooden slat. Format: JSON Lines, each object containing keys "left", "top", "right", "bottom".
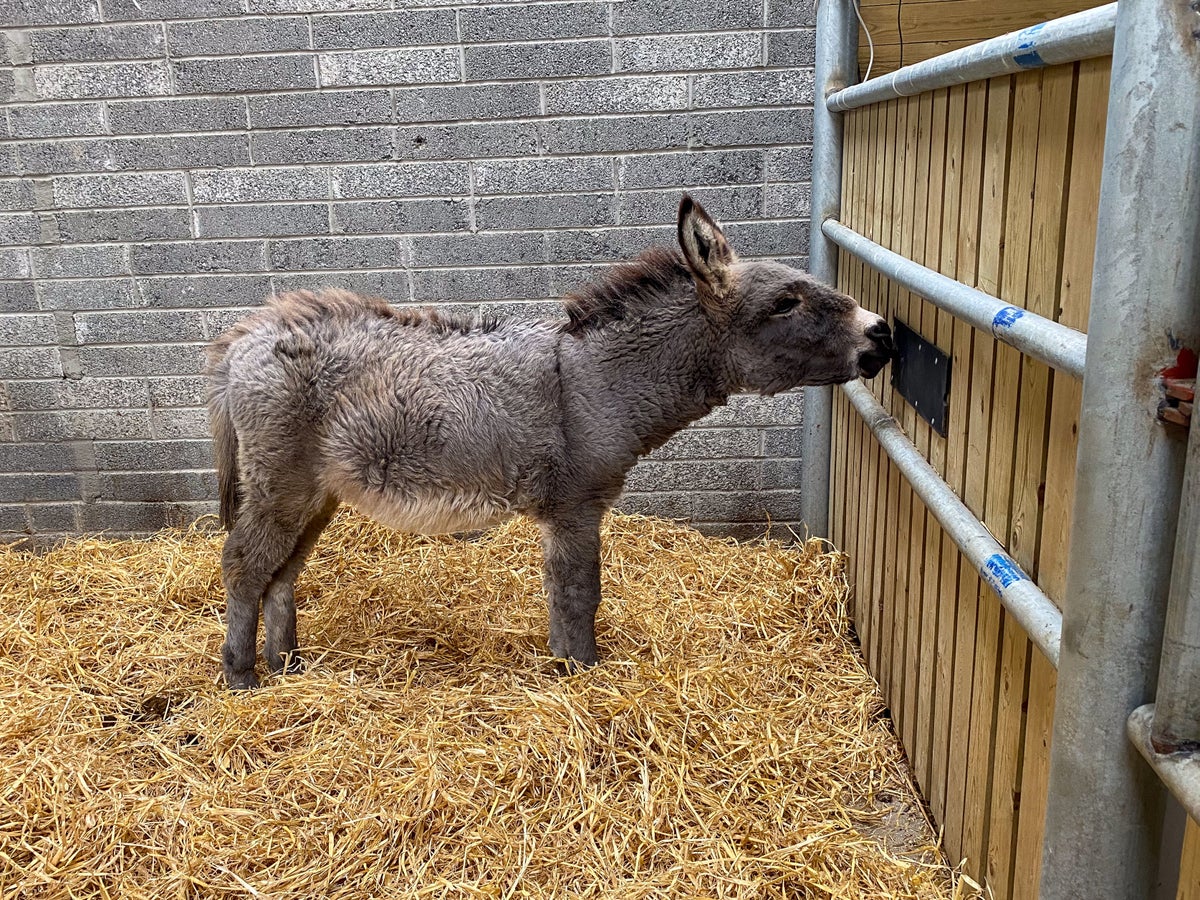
{"left": 899, "top": 0, "right": 1099, "bottom": 44}
{"left": 1180, "top": 818, "right": 1200, "bottom": 900}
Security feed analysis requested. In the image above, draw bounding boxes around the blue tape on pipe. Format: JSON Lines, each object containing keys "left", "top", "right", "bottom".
{"left": 993, "top": 306, "right": 1025, "bottom": 329}
{"left": 1013, "top": 22, "right": 1046, "bottom": 68}
{"left": 983, "top": 553, "right": 1027, "bottom": 590}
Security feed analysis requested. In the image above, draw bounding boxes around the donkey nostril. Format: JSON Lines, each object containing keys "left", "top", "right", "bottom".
{"left": 866, "top": 320, "right": 891, "bottom": 341}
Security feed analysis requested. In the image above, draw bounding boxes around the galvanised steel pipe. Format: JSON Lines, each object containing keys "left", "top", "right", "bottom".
{"left": 826, "top": 3, "right": 1116, "bottom": 112}
{"left": 799, "top": 0, "right": 857, "bottom": 538}
{"left": 842, "top": 379, "right": 1062, "bottom": 667}
{"left": 1152, "top": 388, "right": 1200, "bottom": 754}
{"left": 823, "top": 218, "right": 1088, "bottom": 379}
{"left": 1040, "top": 0, "right": 1200, "bottom": 894}
{"left": 1129, "top": 705, "right": 1200, "bottom": 826}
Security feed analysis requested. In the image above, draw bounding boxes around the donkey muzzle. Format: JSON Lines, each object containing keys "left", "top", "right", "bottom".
{"left": 858, "top": 320, "right": 895, "bottom": 379}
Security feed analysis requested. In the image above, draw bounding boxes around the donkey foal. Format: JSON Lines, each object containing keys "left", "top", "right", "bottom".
{"left": 206, "top": 196, "right": 893, "bottom": 689}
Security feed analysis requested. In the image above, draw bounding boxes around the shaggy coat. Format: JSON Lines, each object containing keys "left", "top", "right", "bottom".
{"left": 207, "top": 195, "right": 893, "bottom": 689}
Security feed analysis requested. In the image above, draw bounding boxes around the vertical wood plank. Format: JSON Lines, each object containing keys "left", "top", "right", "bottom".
{"left": 1179, "top": 818, "right": 1200, "bottom": 900}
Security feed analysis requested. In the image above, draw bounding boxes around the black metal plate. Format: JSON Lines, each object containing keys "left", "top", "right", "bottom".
{"left": 890, "top": 318, "right": 951, "bottom": 436}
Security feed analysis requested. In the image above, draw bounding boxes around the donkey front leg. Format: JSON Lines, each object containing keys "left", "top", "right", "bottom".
{"left": 538, "top": 509, "right": 604, "bottom": 673}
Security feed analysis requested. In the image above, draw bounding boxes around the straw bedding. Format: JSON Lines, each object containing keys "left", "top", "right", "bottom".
{"left": 0, "top": 511, "right": 976, "bottom": 899}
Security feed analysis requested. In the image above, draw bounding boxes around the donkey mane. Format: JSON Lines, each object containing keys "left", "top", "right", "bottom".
{"left": 561, "top": 246, "right": 694, "bottom": 335}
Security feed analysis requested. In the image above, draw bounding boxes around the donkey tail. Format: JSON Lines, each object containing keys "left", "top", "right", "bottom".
{"left": 210, "top": 395, "right": 241, "bottom": 531}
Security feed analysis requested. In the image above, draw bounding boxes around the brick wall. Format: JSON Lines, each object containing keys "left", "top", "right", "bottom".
{"left": 0, "top": 0, "right": 816, "bottom": 542}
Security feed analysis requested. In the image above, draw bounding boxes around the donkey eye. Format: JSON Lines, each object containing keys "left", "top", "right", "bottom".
{"left": 770, "top": 296, "right": 801, "bottom": 316}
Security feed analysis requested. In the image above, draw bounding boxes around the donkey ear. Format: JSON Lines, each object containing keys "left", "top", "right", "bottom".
{"left": 677, "top": 194, "right": 736, "bottom": 298}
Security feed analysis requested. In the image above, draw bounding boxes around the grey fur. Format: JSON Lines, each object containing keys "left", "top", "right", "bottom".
{"left": 206, "top": 195, "right": 893, "bottom": 689}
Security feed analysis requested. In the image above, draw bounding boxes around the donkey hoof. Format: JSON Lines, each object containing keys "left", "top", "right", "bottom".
{"left": 227, "top": 669, "right": 260, "bottom": 691}
{"left": 556, "top": 657, "right": 599, "bottom": 677}
{"left": 269, "top": 650, "right": 306, "bottom": 676}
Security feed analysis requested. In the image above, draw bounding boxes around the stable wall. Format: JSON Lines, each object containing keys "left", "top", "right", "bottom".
{"left": 0, "top": 0, "right": 816, "bottom": 541}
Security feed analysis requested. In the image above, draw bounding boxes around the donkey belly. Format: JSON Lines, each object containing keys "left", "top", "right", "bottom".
{"left": 341, "top": 485, "right": 516, "bottom": 536}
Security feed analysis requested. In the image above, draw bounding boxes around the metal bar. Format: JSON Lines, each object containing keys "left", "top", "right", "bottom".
{"left": 827, "top": 3, "right": 1116, "bottom": 112}
{"left": 842, "top": 379, "right": 1062, "bottom": 666}
{"left": 1129, "top": 705, "right": 1200, "bottom": 826}
{"left": 1153, "top": 390, "right": 1200, "bottom": 753}
{"left": 1040, "top": 0, "right": 1200, "bottom": 894}
{"left": 823, "top": 218, "right": 1087, "bottom": 379}
{"left": 799, "top": 0, "right": 857, "bottom": 538}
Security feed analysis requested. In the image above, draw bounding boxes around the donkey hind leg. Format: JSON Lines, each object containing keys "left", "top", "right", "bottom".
{"left": 262, "top": 502, "right": 337, "bottom": 676}
{"left": 538, "top": 508, "right": 605, "bottom": 674}
{"left": 221, "top": 510, "right": 309, "bottom": 690}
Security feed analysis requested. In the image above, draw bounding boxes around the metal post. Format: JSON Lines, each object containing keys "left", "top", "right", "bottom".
{"left": 1040, "top": 0, "right": 1200, "bottom": 895}
{"left": 801, "top": 0, "right": 857, "bottom": 538}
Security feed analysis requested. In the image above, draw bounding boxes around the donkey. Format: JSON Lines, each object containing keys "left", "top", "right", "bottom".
{"left": 206, "top": 196, "right": 893, "bottom": 689}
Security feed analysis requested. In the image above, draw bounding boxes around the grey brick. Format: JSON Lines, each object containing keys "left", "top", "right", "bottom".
{"left": 625, "top": 459, "right": 761, "bottom": 493}
{"left": 0, "top": 313, "right": 57, "bottom": 346}
{"left": 0, "top": 442, "right": 83, "bottom": 472}
{"left": 544, "top": 75, "right": 688, "bottom": 116}
{"left": 615, "top": 34, "right": 761, "bottom": 73}
{"left": 691, "top": 108, "right": 814, "bottom": 148}
{"left": 765, "top": 146, "right": 812, "bottom": 182}
{"left": 102, "top": 0, "right": 242, "bottom": 19}
{"left": 249, "top": 0, "right": 389, "bottom": 11}
{"left": 269, "top": 236, "right": 408, "bottom": 271}
{"left": 393, "top": 83, "right": 539, "bottom": 124}
{"left": 251, "top": 127, "right": 393, "bottom": 165}
{"left": 0, "top": 214, "right": 40, "bottom": 246}
{"left": 312, "top": 10, "right": 456, "bottom": 49}
{"left": 460, "top": 4, "right": 608, "bottom": 43}
{"left": 30, "top": 23, "right": 165, "bottom": 62}
{"left": 6, "top": 378, "right": 146, "bottom": 410}
{"left": 409, "top": 232, "right": 543, "bottom": 267}
{"left": 196, "top": 203, "right": 329, "bottom": 239}
{"left": 78, "top": 343, "right": 205, "bottom": 376}
{"left": 12, "top": 139, "right": 119, "bottom": 177}
{"left": 174, "top": 56, "right": 317, "bottom": 95}
{"left": 249, "top": 90, "right": 390, "bottom": 128}
{"left": 545, "top": 226, "right": 672, "bottom": 263}
{"left": 80, "top": 501, "right": 213, "bottom": 534}
{"left": 411, "top": 267, "right": 551, "bottom": 302}
{"left": 692, "top": 69, "right": 815, "bottom": 109}
{"left": 690, "top": 489, "right": 804, "bottom": 523}
{"left": 762, "top": 426, "right": 802, "bottom": 457}
{"left": 319, "top": 48, "right": 459, "bottom": 87}
{"left": 538, "top": 114, "right": 690, "bottom": 156}
{"left": 331, "top": 162, "right": 468, "bottom": 199}
{"left": 0, "top": 71, "right": 14, "bottom": 104}
{"left": 32, "top": 245, "right": 128, "bottom": 278}
{"left": 473, "top": 157, "right": 612, "bottom": 195}
{"left": 52, "top": 208, "right": 192, "bottom": 244}
{"left": 168, "top": 17, "right": 310, "bottom": 57}
{"left": 192, "top": 167, "right": 329, "bottom": 204}
{"left": 762, "top": 458, "right": 805, "bottom": 490}
{"left": 699, "top": 392, "right": 804, "bottom": 428}
{"left": 272, "top": 269, "right": 409, "bottom": 299}
{"left": 107, "top": 97, "right": 246, "bottom": 134}
{"left": 649, "top": 426, "right": 760, "bottom": 460}
{"left": 147, "top": 375, "right": 205, "bottom": 407}
{"left": 724, "top": 220, "right": 808, "bottom": 257}
{"left": 613, "top": 0, "right": 761, "bottom": 35}
{"left": 0, "top": 505, "right": 28, "bottom": 535}
{"left": 95, "top": 439, "right": 213, "bottom": 470}
{"left": 0, "top": 249, "right": 32, "bottom": 280}
{"left": 14, "top": 408, "right": 152, "bottom": 441}
{"left": 130, "top": 241, "right": 267, "bottom": 275}
{"left": 93, "top": 471, "right": 216, "bottom": 503}
{"left": 75, "top": 310, "right": 205, "bottom": 344}
{"left": 52, "top": 172, "right": 187, "bottom": 208}
{"left": 764, "top": 182, "right": 811, "bottom": 219}
{"left": 767, "top": 30, "right": 816, "bottom": 67}
{"left": 618, "top": 186, "right": 763, "bottom": 226}
{"left": 476, "top": 193, "right": 614, "bottom": 231}
{"left": 201, "top": 306, "right": 263, "bottom": 337}
{"left": 477, "top": 299, "right": 561, "bottom": 322}
{"left": 1, "top": 0, "right": 100, "bottom": 27}
{"left": 38, "top": 278, "right": 137, "bottom": 311}
{"left": 0, "top": 348, "right": 63, "bottom": 379}
{"left": 395, "top": 121, "right": 539, "bottom": 161}
{"left": 619, "top": 150, "right": 762, "bottom": 189}
{"left": 465, "top": 40, "right": 609, "bottom": 82}
{"left": 111, "top": 134, "right": 250, "bottom": 171}
{"left": 0, "top": 179, "right": 37, "bottom": 212}
{"left": 0, "top": 474, "right": 80, "bottom": 503}
{"left": 33, "top": 62, "right": 171, "bottom": 101}
{"left": 766, "top": 0, "right": 816, "bottom": 28}
{"left": 546, "top": 262, "right": 608, "bottom": 296}
{"left": 8, "top": 102, "right": 106, "bottom": 138}
{"left": 137, "top": 275, "right": 271, "bottom": 309}
{"left": 26, "top": 503, "right": 79, "bottom": 534}
{"left": 332, "top": 199, "right": 468, "bottom": 235}
{"left": 616, "top": 491, "right": 692, "bottom": 520}
{"left": 150, "top": 407, "right": 210, "bottom": 439}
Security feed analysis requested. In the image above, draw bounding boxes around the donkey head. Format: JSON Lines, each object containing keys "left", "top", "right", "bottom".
{"left": 677, "top": 195, "right": 893, "bottom": 395}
